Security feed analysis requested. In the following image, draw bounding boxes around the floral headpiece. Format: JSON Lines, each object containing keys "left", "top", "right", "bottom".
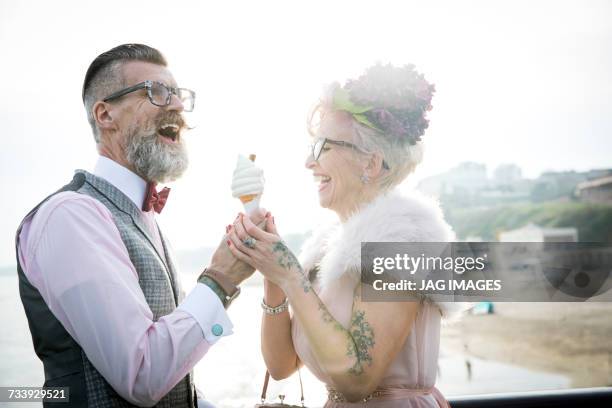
{"left": 331, "top": 63, "right": 435, "bottom": 146}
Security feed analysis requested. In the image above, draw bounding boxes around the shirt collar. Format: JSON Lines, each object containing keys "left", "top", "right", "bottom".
{"left": 93, "top": 156, "right": 147, "bottom": 210}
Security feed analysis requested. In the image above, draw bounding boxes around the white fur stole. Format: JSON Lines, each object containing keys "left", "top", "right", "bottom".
{"left": 298, "top": 188, "right": 473, "bottom": 319}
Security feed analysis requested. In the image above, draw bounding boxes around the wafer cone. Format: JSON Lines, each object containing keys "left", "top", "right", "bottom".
{"left": 242, "top": 196, "right": 261, "bottom": 213}
{"left": 239, "top": 194, "right": 258, "bottom": 204}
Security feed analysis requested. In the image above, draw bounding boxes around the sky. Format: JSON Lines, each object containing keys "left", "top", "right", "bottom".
{"left": 1, "top": 0, "right": 611, "bottom": 266}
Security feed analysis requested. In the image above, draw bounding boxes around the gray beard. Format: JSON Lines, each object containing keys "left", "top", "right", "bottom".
{"left": 125, "top": 126, "right": 189, "bottom": 184}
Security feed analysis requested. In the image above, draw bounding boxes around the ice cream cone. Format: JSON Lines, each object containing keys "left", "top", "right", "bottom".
{"left": 242, "top": 196, "right": 261, "bottom": 214}
{"left": 231, "top": 153, "right": 263, "bottom": 215}
{"left": 239, "top": 194, "right": 258, "bottom": 204}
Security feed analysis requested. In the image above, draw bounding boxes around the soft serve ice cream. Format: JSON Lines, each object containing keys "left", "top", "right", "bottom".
{"left": 231, "top": 154, "right": 264, "bottom": 214}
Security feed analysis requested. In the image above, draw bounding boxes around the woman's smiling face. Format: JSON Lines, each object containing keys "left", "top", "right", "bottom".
{"left": 305, "top": 111, "right": 369, "bottom": 219}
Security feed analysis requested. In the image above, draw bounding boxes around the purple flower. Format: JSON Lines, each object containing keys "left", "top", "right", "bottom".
{"left": 342, "top": 63, "right": 435, "bottom": 145}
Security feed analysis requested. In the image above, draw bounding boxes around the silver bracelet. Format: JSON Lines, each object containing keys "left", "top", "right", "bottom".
{"left": 261, "top": 298, "right": 289, "bottom": 315}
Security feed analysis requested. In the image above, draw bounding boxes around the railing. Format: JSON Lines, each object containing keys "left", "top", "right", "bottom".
{"left": 448, "top": 387, "right": 612, "bottom": 408}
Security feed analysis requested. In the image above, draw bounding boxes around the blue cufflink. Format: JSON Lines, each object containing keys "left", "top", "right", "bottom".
{"left": 211, "top": 324, "right": 223, "bottom": 336}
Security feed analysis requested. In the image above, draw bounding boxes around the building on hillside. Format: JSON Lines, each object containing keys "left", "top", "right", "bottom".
{"left": 530, "top": 170, "right": 588, "bottom": 202}
{"left": 493, "top": 164, "right": 522, "bottom": 186}
{"left": 498, "top": 223, "right": 578, "bottom": 242}
{"left": 575, "top": 175, "right": 612, "bottom": 204}
{"left": 584, "top": 168, "right": 612, "bottom": 181}
{"left": 417, "top": 162, "right": 488, "bottom": 198}
{"left": 417, "top": 164, "right": 612, "bottom": 208}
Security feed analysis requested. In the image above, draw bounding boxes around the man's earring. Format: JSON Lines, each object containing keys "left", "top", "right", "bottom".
{"left": 360, "top": 173, "right": 370, "bottom": 184}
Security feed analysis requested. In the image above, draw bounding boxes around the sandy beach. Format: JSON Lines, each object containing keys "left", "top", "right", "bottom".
{"left": 441, "top": 302, "right": 612, "bottom": 389}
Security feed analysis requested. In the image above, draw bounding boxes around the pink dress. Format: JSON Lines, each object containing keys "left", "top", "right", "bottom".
{"left": 291, "top": 275, "right": 450, "bottom": 408}
{"left": 290, "top": 189, "right": 462, "bottom": 407}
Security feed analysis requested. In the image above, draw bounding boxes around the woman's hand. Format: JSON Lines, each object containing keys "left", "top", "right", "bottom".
{"left": 226, "top": 214, "right": 309, "bottom": 292}
{"left": 208, "top": 208, "right": 269, "bottom": 286}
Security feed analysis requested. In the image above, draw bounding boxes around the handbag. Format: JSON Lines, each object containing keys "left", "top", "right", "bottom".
{"left": 254, "top": 370, "right": 306, "bottom": 408}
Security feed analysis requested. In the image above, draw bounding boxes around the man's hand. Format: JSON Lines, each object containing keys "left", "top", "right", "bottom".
{"left": 209, "top": 208, "right": 268, "bottom": 286}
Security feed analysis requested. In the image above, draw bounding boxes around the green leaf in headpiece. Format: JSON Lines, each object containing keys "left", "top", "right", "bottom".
{"left": 332, "top": 87, "right": 380, "bottom": 130}
{"left": 333, "top": 88, "right": 372, "bottom": 114}
{"left": 353, "top": 113, "right": 378, "bottom": 129}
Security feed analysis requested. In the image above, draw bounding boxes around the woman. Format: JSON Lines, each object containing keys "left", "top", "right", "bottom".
{"left": 227, "top": 64, "right": 464, "bottom": 407}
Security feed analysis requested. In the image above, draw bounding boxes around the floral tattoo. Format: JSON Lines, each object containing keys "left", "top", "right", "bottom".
{"left": 317, "top": 296, "right": 375, "bottom": 376}
{"left": 318, "top": 299, "right": 345, "bottom": 331}
{"left": 346, "top": 310, "right": 375, "bottom": 375}
{"left": 272, "top": 241, "right": 311, "bottom": 293}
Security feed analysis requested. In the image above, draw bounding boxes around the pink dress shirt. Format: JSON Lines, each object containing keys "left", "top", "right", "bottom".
{"left": 17, "top": 156, "right": 232, "bottom": 407}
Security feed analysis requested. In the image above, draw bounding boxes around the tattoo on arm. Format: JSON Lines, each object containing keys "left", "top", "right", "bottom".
{"left": 318, "top": 298, "right": 345, "bottom": 331}
{"left": 272, "top": 241, "right": 311, "bottom": 293}
{"left": 346, "top": 310, "right": 375, "bottom": 375}
{"left": 346, "top": 287, "right": 374, "bottom": 375}
{"left": 316, "top": 296, "right": 375, "bottom": 376}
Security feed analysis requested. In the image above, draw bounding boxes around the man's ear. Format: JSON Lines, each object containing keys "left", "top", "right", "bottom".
{"left": 365, "top": 152, "right": 384, "bottom": 180}
{"left": 93, "top": 101, "right": 116, "bottom": 132}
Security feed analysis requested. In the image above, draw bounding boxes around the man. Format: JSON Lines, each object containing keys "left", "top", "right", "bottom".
{"left": 16, "top": 44, "right": 264, "bottom": 407}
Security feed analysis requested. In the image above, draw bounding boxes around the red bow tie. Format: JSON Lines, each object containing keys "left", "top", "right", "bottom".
{"left": 143, "top": 183, "right": 171, "bottom": 213}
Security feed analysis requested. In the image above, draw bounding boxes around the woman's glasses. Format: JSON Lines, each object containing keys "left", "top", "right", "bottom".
{"left": 310, "top": 138, "right": 390, "bottom": 169}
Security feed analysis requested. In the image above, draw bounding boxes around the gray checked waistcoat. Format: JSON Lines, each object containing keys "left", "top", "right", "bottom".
{"left": 16, "top": 170, "right": 195, "bottom": 407}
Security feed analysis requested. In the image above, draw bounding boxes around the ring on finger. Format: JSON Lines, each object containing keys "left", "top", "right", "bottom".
{"left": 243, "top": 236, "right": 257, "bottom": 249}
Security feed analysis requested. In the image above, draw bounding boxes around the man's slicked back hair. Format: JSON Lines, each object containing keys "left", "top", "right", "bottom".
{"left": 82, "top": 43, "right": 167, "bottom": 141}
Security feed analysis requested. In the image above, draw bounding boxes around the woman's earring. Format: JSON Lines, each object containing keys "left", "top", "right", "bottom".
{"left": 360, "top": 173, "right": 370, "bottom": 184}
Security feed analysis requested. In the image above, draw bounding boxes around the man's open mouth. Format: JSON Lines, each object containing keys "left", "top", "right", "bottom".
{"left": 158, "top": 123, "right": 180, "bottom": 142}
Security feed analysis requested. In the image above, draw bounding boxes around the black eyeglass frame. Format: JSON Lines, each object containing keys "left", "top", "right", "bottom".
{"left": 311, "top": 138, "right": 390, "bottom": 170}
{"left": 102, "top": 80, "right": 196, "bottom": 112}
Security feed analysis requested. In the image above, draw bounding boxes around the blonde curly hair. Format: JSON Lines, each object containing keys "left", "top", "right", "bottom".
{"left": 307, "top": 63, "right": 434, "bottom": 191}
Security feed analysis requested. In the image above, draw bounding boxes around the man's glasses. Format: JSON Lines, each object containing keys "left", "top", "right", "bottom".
{"left": 310, "top": 138, "right": 390, "bottom": 169}
{"left": 103, "top": 80, "right": 195, "bottom": 112}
